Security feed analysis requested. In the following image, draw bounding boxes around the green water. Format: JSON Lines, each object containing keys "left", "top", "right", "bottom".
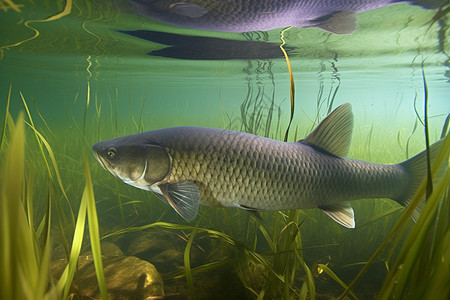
{"left": 1, "top": 0, "right": 449, "bottom": 299}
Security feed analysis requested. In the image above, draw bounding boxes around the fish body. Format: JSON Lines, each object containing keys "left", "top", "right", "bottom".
{"left": 125, "top": 0, "right": 441, "bottom": 34}
{"left": 92, "top": 104, "right": 445, "bottom": 228}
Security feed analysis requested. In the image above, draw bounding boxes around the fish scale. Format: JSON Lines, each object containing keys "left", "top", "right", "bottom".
{"left": 155, "top": 127, "right": 397, "bottom": 210}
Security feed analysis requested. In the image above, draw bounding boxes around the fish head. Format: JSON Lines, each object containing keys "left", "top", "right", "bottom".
{"left": 92, "top": 135, "right": 171, "bottom": 189}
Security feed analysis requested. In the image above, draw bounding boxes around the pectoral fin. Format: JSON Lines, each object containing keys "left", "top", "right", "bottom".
{"left": 159, "top": 181, "right": 200, "bottom": 221}
{"left": 319, "top": 202, "right": 355, "bottom": 228}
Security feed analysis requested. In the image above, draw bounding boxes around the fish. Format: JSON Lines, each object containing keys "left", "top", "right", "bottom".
{"left": 124, "top": 0, "right": 444, "bottom": 34}
{"left": 92, "top": 103, "right": 446, "bottom": 228}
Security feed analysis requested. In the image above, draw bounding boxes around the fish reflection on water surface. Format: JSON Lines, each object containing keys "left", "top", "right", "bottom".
{"left": 125, "top": 0, "right": 444, "bottom": 34}
{"left": 120, "top": 30, "right": 295, "bottom": 60}
{"left": 92, "top": 104, "right": 446, "bottom": 228}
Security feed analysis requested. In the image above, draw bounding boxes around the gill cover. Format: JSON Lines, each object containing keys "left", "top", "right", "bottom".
{"left": 143, "top": 144, "right": 171, "bottom": 185}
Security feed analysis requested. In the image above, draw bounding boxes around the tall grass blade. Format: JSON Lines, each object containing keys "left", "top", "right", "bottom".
{"left": 20, "top": 93, "right": 74, "bottom": 224}
{"left": 421, "top": 65, "right": 433, "bottom": 197}
{"left": 0, "top": 83, "right": 12, "bottom": 150}
{"left": 317, "top": 264, "right": 357, "bottom": 299}
{"left": 0, "top": 112, "right": 25, "bottom": 299}
{"left": 184, "top": 229, "right": 197, "bottom": 299}
{"left": 83, "top": 152, "right": 108, "bottom": 300}
{"left": 279, "top": 26, "right": 295, "bottom": 142}
{"left": 441, "top": 114, "right": 449, "bottom": 139}
{"left": 56, "top": 189, "right": 87, "bottom": 299}
{"left": 0, "top": 112, "right": 55, "bottom": 299}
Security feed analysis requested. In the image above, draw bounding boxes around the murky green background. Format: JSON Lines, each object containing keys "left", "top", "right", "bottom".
{"left": 1, "top": 0, "right": 449, "bottom": 298}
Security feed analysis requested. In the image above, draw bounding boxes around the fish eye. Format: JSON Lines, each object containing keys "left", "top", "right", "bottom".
{"left": 106, "top": 147, "right": 117, "bottom": 158}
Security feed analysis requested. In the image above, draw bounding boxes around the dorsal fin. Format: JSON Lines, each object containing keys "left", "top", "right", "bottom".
{"left": 301, "top": 103, "right": 354, "bottom": 157}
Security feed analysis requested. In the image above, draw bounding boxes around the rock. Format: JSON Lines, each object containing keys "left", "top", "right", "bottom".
{"left": 126, "top": 231, "right": 175, "bottom": 260}
{"left": 81, "top": 255, "right": 164, "bottom": 299}
{"left": 82, "top": 241, "right": 124, "bottom": 257}
{"left": 151, "top": 248, "right": 184, "bottom": 273}
{"left": 52, "top": 241, "right": 124, "bottom": 261}
{"left": 51, "top": 255, "right": 164, "bottom": 299}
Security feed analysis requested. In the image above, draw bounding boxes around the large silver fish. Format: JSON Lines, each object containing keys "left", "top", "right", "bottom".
{"left": 92, "top": 104, "right": 446, "bottom": 227}
{"left": 125, "top": 0, "right": 443, "bottom": 34}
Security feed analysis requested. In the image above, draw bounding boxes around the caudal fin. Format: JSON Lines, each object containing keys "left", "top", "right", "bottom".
{"left": 398, "top": 137, "right": 448, "bottom": 221}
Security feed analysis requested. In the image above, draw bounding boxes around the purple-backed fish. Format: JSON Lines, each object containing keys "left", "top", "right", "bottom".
{"left": 125, "top": 0, "right": 443, "bottom": 34}
{"left": 92, "top": 104, "right": 446, "bottom": 227}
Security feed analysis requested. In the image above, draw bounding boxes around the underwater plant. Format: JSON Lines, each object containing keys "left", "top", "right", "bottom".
{"left": 0, "top": 88, "right": 108, "bottom": 299}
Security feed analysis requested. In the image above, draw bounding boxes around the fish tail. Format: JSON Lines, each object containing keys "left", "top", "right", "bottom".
{"left": 397, "top": 137, "right": 448, "bottom": 222}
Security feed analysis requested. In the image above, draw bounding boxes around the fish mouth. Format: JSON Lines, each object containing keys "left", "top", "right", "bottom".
{"left": 93, "top": 152, "right": 124, "bottom": 181}
{"left": 93, "top": 151, "right": 108, "bottom": 171}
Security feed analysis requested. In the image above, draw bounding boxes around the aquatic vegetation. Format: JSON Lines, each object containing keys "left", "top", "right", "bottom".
{"left": 0, "top": 90, "right": 109, "bottom": 299}
{"left": 279, "top": 26, "right": 295, "bottom": 142}
{"left": 0, "top": 112, "right": 54, "bottom": 299}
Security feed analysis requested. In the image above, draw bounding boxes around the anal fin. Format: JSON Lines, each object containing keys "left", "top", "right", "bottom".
{"left": 319, "top": 202, "right": 355, "bottom": 228}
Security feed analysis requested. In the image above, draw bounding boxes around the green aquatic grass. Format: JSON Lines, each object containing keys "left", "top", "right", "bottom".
{"left": 20, "top": 91, "right": 76, "bottom": 261}
{"left": 83, "top": 152, "right": 108, "bottom": 300}
{"left": 0, "top": 113, "right": 56, "bottom": 299}
{"left": 0, "top": 87, "right": 113, "bottom": 299}
{"left": 397, "top": 118, "right": 418, "bottom": 159}
{"left": 315, "top": 263, "right": 357, "bottom": 299}
{"left": 56, "top": 182, "right": 88, "bottom": 299}
{"left": 184, "top": 228, "right": 198, "bottom": 299}
{"left": 0, "top": 84, "right": 11, "bottom": 150}
{"left": 53, "top": 140, "right": 108, "bottom": 300}
{"left": 20, "top": 92, "right": 73, "bottom": 220}
{"left": 441, "top": 114, "right": 449, "bottom": 139}
{"left": 279, "top": 26, "right": 295, "bottom": 142}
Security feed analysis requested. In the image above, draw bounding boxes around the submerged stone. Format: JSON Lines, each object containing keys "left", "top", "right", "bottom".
{"left": 52, "top": 255, "right": 164, "bottom": 299}
{"left": 82, "top": 241, "right": 125, "bottom": 257}
{"left": 126, "top": 231, "right": 175, "bottom": 260}
{"left": 151, "top": 248, "right": 184, "bottom": 273}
